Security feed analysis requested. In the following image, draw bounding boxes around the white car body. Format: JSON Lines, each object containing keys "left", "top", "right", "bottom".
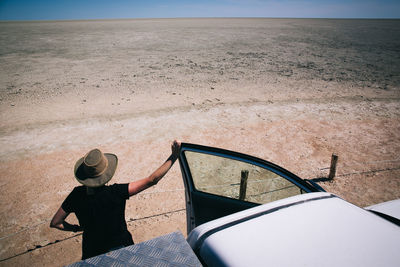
{"left": 366, "top": 198, "right": 400, "bottom": 220}
{"left": 188, "top": 192, "right": 400, "bottom": 267}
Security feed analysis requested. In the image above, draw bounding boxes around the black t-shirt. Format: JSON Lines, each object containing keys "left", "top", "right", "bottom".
{"left": 62, "top": 184, "right": 134, "bottom": 259}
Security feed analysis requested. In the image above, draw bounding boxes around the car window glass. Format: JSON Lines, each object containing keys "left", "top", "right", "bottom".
{"left": 184, "top": 151, "right": 302, "bottom": 204}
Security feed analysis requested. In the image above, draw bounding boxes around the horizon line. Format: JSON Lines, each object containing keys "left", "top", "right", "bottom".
{"left": 1, "top": 16, "right": 400, "bottom": 23}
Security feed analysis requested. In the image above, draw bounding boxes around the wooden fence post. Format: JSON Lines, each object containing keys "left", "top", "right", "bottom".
{"left": 239, "top": 170, "right": 249, "bottom": 200}
{"left": 328, "top": 154, "right": 338, "bottom": 180}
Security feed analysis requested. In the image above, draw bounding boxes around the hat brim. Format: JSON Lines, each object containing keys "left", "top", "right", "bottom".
{"left": 74, "top": 153, "right": 118, "bottom": 187}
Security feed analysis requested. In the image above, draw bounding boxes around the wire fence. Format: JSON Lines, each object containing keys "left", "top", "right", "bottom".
{"left": 1, "top": 157, "right": 399, "bottom": 262}
{"left": 0, "top": 208, "right": 185, "bottom": 263}
{"left": 310, "top": 157, "right": 400, "bottom": 180}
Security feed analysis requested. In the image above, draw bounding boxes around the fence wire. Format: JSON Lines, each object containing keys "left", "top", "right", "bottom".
{"left": 1, "top": 157, "right": 400, "bottom": 262}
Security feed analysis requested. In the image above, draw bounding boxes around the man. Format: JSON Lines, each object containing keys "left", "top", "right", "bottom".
{"left": 50, "top": 140, "right": 181, "bottom": 259}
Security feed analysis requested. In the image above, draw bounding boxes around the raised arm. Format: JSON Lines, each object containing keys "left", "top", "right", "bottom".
{"left": 128, "top": 140, "right": 181, "bottom": 196}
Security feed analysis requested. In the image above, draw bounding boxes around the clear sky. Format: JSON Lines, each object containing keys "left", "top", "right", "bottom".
{"left": 0, "top": 0, "right": 399, "bottom": 21}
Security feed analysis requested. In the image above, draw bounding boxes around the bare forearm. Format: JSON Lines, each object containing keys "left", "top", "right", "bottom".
{"left": 128, "top": 140, "right": 181, "bottom": 196}
{"left": 50, "top": 207, "right": 82, "bottom": 232}
{"left": 148, "top": 154, "right": 178, "bottom": 185}
{"left": 51, "top": 221, "right": 82, "bottom": 232}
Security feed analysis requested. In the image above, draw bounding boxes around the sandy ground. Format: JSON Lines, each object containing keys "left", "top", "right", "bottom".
{"left": 0, "top": 18, "right": 400, "bottom": 266}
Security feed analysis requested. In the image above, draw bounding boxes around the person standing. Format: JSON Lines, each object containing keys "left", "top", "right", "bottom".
{"left": 50, "top": 140, "right": 181, "bottom": 259}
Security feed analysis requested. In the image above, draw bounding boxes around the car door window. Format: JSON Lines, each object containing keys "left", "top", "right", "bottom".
{"left": 184, "top": 150, "right": 303, "bottom": 204}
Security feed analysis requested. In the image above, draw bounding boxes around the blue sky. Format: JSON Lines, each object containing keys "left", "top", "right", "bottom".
{"left": 0, "top": 0, "right": 399, "bottom": 20}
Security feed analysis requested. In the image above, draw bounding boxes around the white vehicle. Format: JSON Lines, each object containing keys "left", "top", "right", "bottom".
{"left": 179, "top": 143, "right": 400, "bottom": 266}
{"left": 187, "top": 192, "right": 400, "bottom": 266}
{"left": 70, "top": 143, "right": 400, "bottom": 266}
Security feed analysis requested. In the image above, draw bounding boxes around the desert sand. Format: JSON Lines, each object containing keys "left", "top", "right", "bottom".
{"left": 0, "top": 18, "right": 400, "bottom": 266}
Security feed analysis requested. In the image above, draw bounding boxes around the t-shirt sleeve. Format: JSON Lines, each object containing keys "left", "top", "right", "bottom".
{"left": 61, "top": 188, "right": 78, "bottom": 213}
{"left": 111, "top": 183, "right": 130, "bottom": 200}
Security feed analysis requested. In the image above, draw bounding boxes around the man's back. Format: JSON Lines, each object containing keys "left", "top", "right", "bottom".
{"left": 62, "top": 184, "right": 133, "bottom": 259}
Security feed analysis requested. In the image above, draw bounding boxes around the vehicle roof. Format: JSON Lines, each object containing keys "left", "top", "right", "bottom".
{"left": 188, "top": 192, "right": 400, "bottom": 267}
{"left": 365, "top": 198, "right": 400, "bottom": 220}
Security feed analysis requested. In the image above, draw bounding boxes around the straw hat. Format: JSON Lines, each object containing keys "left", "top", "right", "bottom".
{"left": 74, "top": 149, "right": 118, "bottom": 187}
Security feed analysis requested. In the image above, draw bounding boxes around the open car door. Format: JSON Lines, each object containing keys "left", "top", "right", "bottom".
{"left": 178, "top": 143, "right": 323, "bottom": 234}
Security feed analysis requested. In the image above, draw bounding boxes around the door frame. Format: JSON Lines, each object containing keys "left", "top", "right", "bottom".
{"left": 178, "top": 142, "right": 321, "bottom": 233}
